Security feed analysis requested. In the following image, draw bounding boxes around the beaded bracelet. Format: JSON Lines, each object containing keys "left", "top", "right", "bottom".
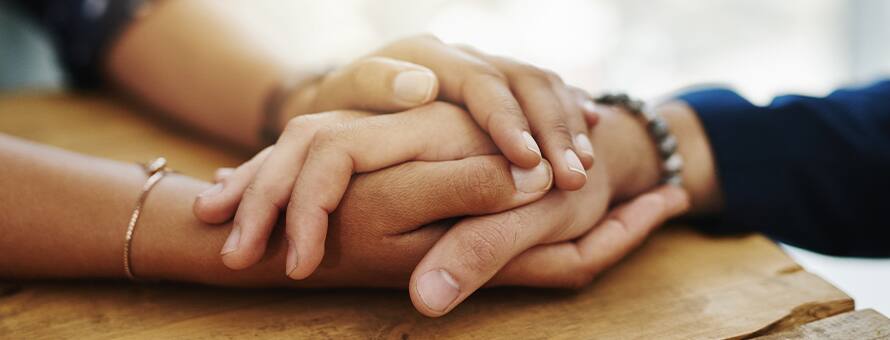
{"left": 593, "top": 93, "right": 684, "bottom": 186}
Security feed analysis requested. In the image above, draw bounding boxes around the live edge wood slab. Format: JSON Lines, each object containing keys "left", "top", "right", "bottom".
{"left": 0, "top": 93, "right": 879, "bottom": 339}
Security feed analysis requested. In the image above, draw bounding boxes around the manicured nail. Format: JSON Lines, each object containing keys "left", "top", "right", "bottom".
{"left": 220, "top": 226, "right": 240, "bottom": 255}
{"left": 564, "top": 149, "right": 587, "bottom": 177}
{"left": 285, "top": 238, "right": 299, "bottom": 278}
{"left": 199, "top": 183, "right": 223, "bottom": 198}
{"left": 393, "top": 70, "right": 436, "bottom": 104}
{"left": 521, "top": 131, "right": 542, "bottom": 157}
{"left": 417, "top": 269, "right": 460, "bottom": 313}
{"left": 511, "top": 161, "right": 552, "bottom": 193}
{"left": 574, "top": 134, "right": 595, "bottom": 160}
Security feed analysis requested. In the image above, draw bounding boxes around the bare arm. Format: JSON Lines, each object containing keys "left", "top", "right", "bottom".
{"left": 105, "top": 0, "right": 300, "bottom": 148}
{"left": 0, "top": 134, "right": 549, "bottom": 287}
{"left": 0, "top": 100, "right": 722, "bottom": 289}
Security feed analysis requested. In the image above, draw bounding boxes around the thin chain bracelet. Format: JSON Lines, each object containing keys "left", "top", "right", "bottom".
{"left": 593, "top": 93, "right": 684, "bottom": 186}
{"left": 123, "top": 157, "right": 170, "bottom": 280}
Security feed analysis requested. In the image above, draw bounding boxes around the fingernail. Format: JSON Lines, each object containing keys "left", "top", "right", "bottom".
{"left": 521, "top": 131, "right": 542, "bottom": 157}
{"left": 214, "top": 168, "right": 234, "bottom": 182}
{"left": 393, "top": 70, "right": 436, "bottom": 104}
{"left": 511, "top": 161, "right": 552, "bottom": 193}
{"left": 582, "top": 99, "right": 597, "bottom": 114}
{"left": 220, "top": 226, "right": 240, "bottom": 255}
{"left": 574, "top": 134, "right": 595, "bottom": 160}
{"left": 199, "top": 183, "right": 223, "bottom": 198}
{"left": 286, "top": 238, "right": 299, "bottom": 277}
{"left": 417, "top": 269, "right": 460, "bottom": 313}
{"left": 564, "top": 149, "right": 587, "bottom": 177}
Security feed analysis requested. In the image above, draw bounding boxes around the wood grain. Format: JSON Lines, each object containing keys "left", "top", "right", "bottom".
{"left": 753, "top": 309, "right": 890, "bottom": 340}
{"left": 0, "top": 93, "right": 864, "bottom": 339}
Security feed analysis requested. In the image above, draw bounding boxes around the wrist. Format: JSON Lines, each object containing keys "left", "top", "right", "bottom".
{"left": 592, "top": 100, "right": 721, "bottom": 214}
{"left": 272, "top": 73, "right": 328, "bottom": 136}
{"left": 134, "top": 175, "right": 300, "bottom": 286}
{"left": 592, "top": 106, "right": 661, "bottom": 202}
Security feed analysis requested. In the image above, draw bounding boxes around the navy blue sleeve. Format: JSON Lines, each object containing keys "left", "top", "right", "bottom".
{"left": 677, "top": 80, "right": 890, "bottom": 257}
{"left": 10, "top": 0, "right": 144, "bottom": 88}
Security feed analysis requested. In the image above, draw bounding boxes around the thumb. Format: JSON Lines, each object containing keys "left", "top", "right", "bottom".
{"left": 310, "top": 56, "right": 439, "bottom": 113}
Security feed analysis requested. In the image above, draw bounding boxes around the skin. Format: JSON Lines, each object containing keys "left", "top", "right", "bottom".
{"left": 107, "top": 0, "right": 594, "bottom": 181}
{"left": 0, "top": 0, "right": 725, "bottom": 316}
{"left": 106, "top": 0, "right": 602, "bottom": 282}
{"left": 1, "top": 102, "right": 708, "bottom": 288}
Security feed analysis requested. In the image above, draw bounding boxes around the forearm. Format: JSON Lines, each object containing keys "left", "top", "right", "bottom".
{"left": 0, "top": 135, "right": 144, "bottom": 278}
{"left": 0, "top": 134, "right": 283, "bottom": 284}
{"left": 105, "top": 0, "right": 309, "bottom": 149}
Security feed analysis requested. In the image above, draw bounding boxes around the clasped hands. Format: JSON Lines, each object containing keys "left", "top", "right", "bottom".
{"left": 192, "top": 35, "right": 689, "bottom": 317}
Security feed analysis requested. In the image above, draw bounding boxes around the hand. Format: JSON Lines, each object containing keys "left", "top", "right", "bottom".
{"left": 198, "top": 103, "right": 690, "bottom": 317}
{"left": 274, "top": 56, "right": 442, "bottom": 128}
{"left": 196, "top": 34, "right": 602, "bottom": 280}
{"left": 194, "top": 159, "right": 686, "bottom": 295}
{"left": 397, "top": 102, "right": 695, "bottom": 316}
{"left": 273, "top": 35, "right": 600, "bottom": 188}
{"left": 371, "top": 35, "right": 597, "bottom": 189}
{"left": 409, "top": 183, "right": 688, "bottom": 316}
{"left": 194, "top": 103, "right": 557, "bottom": 279}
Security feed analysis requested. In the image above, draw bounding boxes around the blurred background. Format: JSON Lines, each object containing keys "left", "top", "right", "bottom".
{"left": 4, "top": 0, "right": 890, "bottom": 102}
{"left": 1, "top": 0, "right": 888, "bottom": 312}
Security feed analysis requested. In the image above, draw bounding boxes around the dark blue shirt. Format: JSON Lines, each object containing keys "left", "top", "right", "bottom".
{"left": 679, "top": 80, "right": 890, "bottom": 257}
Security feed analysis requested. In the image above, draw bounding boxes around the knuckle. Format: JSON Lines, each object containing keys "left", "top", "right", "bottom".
{"left": 474, "top": 67, "right": 507, "bottom": 82}
{"left": 284, "top": 114, "right": 319, "bottom": 133}
{"left": 543, "top": 69, "right": 563, "bottom": 84}
{"left": 514, "top": 63, "right": 550, "bottom": 80}
{"left": 349, "top": 58, "right": 387, "bottom": 86}
{"left": 311, "top": 124, "right": 347, "bottom": 150}
{"left": 541, "top": 118, "right": 573, "bottom": 140}
{"left": 452, "top": 159, "right": 506, "bottom": 210}
{"left": 457, "top": 224, "right": 512, "bottom": 273}
{"left": 243, "top": 182, "right": 285, "bottom": 210}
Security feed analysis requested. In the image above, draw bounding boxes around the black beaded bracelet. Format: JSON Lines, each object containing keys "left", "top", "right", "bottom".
{"left": 593, "top": 93, "right": 684, "bottom": 186}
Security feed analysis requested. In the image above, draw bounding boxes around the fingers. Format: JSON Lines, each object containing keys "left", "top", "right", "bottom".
{"left": 309, "top": 56, "right": 439, "bottom": 113}
{"left": 284, "top": 103, "right": 500, "bottom": 280}
{"left": 326, "top": 156, "right": 553, "bottom": 285}
{"left": 553, "top": 81, "right": 595, "bottom": 169}
{"left": 509, "top": 72, "right": 588, "bottom": 190}
{"left": 493, "top": 185, "right": 690, "bottom": 288}
{"left": 454, "top": 46, "right": 590, "bottom": 190}
{"left": 462, "top": 73, "right": 543, "bottom": 169}
{"left": 335, "top": 155, "right": 553, "bottom": 237}
{"left": 407, "top": 184, "right": 604, "bottom": 317}
{"left": 214, "top": 168, "right": 234, "bottom": 182}
{"left": 193, "top": 147, "right": 272, "bottom": 224}
{"left": 220, "top": 111, "right": 371, "bottom": 270}
{"left": 374, "top": 36, "right": 542, "bottom": 169}
{"left": 570, "top": 86, "right": 600, "bottom": 127}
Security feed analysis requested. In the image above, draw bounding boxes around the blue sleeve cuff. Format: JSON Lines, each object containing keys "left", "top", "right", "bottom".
{"left": 675, "top": 88, "right": 783, "bottom": 235}
{"left": 674, "top": 82, "right": 890, "bottom": 256}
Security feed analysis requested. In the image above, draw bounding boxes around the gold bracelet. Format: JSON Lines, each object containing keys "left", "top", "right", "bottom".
{"left": 123, "top": 157, "right": 170, "bottom": 280}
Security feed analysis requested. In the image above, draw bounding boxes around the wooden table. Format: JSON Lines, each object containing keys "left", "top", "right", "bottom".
{"left": 0, "top": 93, "right": 887, "bottom": 339}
